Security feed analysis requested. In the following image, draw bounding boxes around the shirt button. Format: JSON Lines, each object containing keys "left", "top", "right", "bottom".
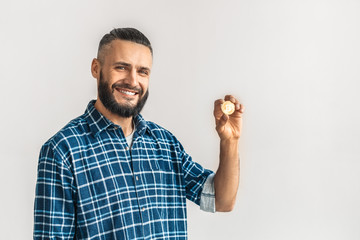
{"left": 125, "top": 146, "right": 129, "bottom": 150}
{"left": 136, "top": 176, "right": 139, "bottom": 181}
{"left": 142, "top": 207, "right": 145, "bottom": 212}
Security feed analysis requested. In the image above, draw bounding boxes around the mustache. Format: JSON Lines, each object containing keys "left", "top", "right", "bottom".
{"left": 111, "top": 83, "right": 143, "bottom": 95}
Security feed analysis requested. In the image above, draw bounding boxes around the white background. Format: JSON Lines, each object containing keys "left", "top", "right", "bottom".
{"left": 1, "top": 0, "right": 360, "bottom": 239}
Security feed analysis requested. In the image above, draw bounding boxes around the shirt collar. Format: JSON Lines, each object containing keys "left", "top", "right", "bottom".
{"left": 84, "top": 100, "right": 149, "bottom": 137}
{"left": 133, "top": 114, "right": 148, "bottom": 136}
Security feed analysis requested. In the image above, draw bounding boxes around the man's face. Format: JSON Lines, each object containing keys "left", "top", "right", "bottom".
{"left": 96, "top": 40, "right": 152, "bottom": 118}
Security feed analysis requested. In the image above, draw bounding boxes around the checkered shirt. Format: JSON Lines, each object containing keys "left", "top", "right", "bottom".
{"left": 34, "top": 100, "right": 214, "bottom": 239}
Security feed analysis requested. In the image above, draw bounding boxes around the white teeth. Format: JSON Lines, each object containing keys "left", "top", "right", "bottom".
{"left": 119, "top": 90, "right": 136, "bottom": 96}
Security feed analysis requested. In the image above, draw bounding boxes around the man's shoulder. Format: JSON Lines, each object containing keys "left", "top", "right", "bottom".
{"left": 144, "top": 120, "right": 180, "bottom": 144}
{"left": 143, "top": 120, "right": 188, "bottom": 155}
{"left": 43, "top": 113, "right": 89, "bottom": 151}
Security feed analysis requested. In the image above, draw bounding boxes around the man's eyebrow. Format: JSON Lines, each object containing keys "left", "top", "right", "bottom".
{"left": 139, "top": 66, "right": 151, "bottom": 72}
{"left": 113, "top": 61, "right": 131, "bottom": 67}
{"left": 113, "top": 62, "right": 150, "bottom": 72}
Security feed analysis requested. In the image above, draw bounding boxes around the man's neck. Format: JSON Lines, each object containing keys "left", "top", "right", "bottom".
{"left": 94, "top": 99, "right": 134, "bottom": 137}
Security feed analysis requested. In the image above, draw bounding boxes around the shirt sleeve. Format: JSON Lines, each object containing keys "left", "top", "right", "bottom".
{"left": 34, "top": 142, "right": 76, "bottom": 240}
{"left": 200, "top": 173, "right": 216, "bottom": 213}
{"left": 181, "top": 148, "right": 214, "bottom": 206}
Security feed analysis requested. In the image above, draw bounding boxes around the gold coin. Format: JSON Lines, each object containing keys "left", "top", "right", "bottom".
{"left": 221, "top": 101, "right": 235, "bottom": 115}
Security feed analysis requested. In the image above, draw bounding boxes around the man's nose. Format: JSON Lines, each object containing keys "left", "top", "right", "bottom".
{"left": 124, "top": 69, "right": 138, "bottom": 86}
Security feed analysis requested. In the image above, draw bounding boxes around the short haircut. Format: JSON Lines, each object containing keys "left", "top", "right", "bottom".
{"left": 97, "top": 28, "right": 153, "bottom": 63}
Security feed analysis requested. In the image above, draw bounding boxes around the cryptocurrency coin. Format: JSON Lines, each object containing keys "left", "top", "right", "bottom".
{"left": 221, "top": 101, "right": 235, "bottom": 115}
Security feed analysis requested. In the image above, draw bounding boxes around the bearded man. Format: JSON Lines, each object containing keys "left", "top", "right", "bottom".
{"left": 34, "top": 28, "right": 244, "bottom": 239}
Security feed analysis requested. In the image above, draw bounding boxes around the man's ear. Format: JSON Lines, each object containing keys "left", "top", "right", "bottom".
{"left": 91, "top": 58, "right": 100, "bottom": 79}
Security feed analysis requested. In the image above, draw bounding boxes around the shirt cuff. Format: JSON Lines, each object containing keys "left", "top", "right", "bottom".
{"left": 200, "top": 173, "right": 216, "bottom": 213}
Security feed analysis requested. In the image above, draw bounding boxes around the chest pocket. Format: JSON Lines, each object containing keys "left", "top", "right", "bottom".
{"left": 141, "top": 141, "right": 175, "bottom": 185}
{"left": 131, "top": 139, "right": 172, "bottom": 182}
{"left": 149, "top": 148, "right": 173, "bottom": 178}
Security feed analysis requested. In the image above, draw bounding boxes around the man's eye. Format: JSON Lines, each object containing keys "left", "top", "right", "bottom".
{"left": 115, "top": 66, "right": 125, "bottom": 70}
{"left": 139, "top": 70, "right": 149, "bottom": 76}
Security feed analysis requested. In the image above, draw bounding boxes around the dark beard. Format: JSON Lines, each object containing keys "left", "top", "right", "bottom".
{"left": 98, "top": 71, "right": 149, "bottom": 118}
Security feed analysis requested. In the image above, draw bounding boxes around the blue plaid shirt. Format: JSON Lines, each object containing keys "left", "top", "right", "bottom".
{"left": 34, "top": 100, "right": 214, "bottom": 239}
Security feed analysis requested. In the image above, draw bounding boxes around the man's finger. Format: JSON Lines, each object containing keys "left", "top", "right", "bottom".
{"left": 224, "top": 95, "right": 236, "bottom": 103}
{"left": 214, "top": 99, "right": 225, "bottom": 107}
{"left": 239, "top": 104, "right": 245, "bottom": 113}
{"left": 216, "top": 113, "right": 229, "bottom": 130}
{"left": 213, "top": 99, "right": 225, "bottom": 119}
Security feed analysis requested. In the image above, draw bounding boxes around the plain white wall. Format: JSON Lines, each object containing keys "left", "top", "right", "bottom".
{"left": 1, "top": 0, "right": 360, "bottom": 239}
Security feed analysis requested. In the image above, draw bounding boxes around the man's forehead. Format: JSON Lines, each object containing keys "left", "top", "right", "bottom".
{"left": 102, "top": 40, "right": 152, "bottom": 66}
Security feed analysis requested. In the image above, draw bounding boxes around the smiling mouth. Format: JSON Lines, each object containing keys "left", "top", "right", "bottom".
{"left": 115, "top": 88, "right": 139, "bottom": 96}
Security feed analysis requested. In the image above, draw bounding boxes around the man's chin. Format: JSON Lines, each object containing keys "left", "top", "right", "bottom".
{"left": 99, "top": 89, "right": 148, "bottom": 118}
{"left": 114, "top": 99, "right": 138, "bottom": 109}
{"left": 114, "top": 93, "right": 139, "bottom": 103}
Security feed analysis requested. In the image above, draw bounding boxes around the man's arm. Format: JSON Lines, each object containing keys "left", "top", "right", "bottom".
{"left": 34, "top": 142, "right": 76, "bottom": 239}
{"left": 213, "top": 95, "right": 244, "bottom": 212}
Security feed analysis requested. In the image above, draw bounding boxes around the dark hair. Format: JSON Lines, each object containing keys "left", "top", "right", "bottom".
{"left": 97, "top": 28, "right": 153, "bottom": 61}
